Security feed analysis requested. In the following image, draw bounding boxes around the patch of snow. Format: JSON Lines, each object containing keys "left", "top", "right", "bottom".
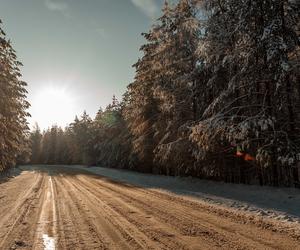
{"left": 42, "top": 234, "right": 55, "bottom": 250}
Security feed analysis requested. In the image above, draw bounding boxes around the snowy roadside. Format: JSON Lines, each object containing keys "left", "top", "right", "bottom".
{"left": 0, "top": 167, "right": 22, "bottom": 182}
{"left": 60, "top": 165, "right": 300, "bottom": 227}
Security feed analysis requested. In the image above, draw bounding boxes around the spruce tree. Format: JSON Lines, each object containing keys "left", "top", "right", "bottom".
{"left": 0, "top": 20, "right": 30, "bottom": 172}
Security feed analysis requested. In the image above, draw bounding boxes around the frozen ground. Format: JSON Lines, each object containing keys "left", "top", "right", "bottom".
{"left": 60, "top": 165, "right": 300, "bottom": 228}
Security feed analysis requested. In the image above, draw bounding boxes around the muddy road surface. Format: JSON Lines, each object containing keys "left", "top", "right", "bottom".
{"left": 0, "top": 165, "right": 299, "bottom": 250}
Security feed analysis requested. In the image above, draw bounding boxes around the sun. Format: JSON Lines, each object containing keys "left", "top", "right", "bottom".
{"left": 30, "top": 85, "right": 76, "bottom": 130}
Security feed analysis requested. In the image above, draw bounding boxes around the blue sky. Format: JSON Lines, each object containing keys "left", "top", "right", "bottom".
{"left": 0, "top": 0, "right": 165, "bottom": 129}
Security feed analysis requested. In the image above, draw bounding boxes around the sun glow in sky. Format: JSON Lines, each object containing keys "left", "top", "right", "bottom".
{"left": 0, "top": 0, "right": 165, "bottom": 130}
{"left": 29, "top": 84, "right": 77, "bottom": 130}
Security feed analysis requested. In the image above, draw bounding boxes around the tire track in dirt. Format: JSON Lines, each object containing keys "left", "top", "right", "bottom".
{"left": 51, "top": 176, "right": 68, "bottom": 250}
{"left": 60, "top": 174, "right": 159, "bottom": 249}
{"left": 1, "top": 166, "right": 300, "bottom": 250}
{"left": 0, "top": 172, "right": 39, "bottom": 227}
{"left": 66, "top": 175, "right": 208, "bottom": 249}
{"left": 74, "top": 175, "right": 243, "bottom": 249}
{"left": 67, "top": 176, "right": 189, "bottom": 249}
{"left": 33, "top": 176, "right": 57, "bottom": 250}
{"left": 106, "top": 180, "right": 300, "bottom": 240}
{"left": 0, "top": 172, "right": 46, "bottom": 250}
{"left": 75, "top": 174, "right": 300, "bottom": 250}
{"left": 54, "top": 174, "right": 108, "bottom": 249}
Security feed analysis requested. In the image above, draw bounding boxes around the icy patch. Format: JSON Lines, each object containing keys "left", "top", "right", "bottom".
{"left": 43, "top": 234, "right": 55, "bottom": 250}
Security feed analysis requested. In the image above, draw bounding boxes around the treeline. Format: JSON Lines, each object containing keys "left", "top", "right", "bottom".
{"left": 30, "top": 97, "right": 131, "bottom": 167}
{"left": 0, "top": 20, "right": 30, "bottom": 173}
{"left": 30, "top": 0, "right": 300, "bottom": 187}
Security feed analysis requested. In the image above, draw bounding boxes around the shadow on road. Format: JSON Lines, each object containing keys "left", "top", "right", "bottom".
{"left": 0, "top": 167, "right": 23, "bottom": 184}
{"left": 20, "top": 165, "right": 300, "bottom": 221}
{"left": 20, "top": 165, "right": 138, "bottom": 190}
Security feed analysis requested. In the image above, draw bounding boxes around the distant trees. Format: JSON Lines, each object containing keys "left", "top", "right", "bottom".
{"left": 29, "top": 0, "right": 300, "bottom": 187}
{"left": 0, "top": 20, "right": 30, "bottom": 172}
{"left": 30, "top": 101, "right": 132, "bottom": 167}
{"left": 38, "top": 125, "right": 71, "bottom": 165}
{"left": 29, "top": 123, "right": 42, "bottom": 164}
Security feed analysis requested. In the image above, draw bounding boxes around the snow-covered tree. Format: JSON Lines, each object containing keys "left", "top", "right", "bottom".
{"left": 191, "top": 0, "right": 300, "bottom": 185}
{"left": 0, "top": 20, "right": 30, "bottom": 171}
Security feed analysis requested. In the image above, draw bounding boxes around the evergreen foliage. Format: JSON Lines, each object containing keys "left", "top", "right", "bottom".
{"left": 0, "top": 20, "right": 30, "bottom": 172}
{"left": 29, "top": 0, "right": 300, "bottom": 187}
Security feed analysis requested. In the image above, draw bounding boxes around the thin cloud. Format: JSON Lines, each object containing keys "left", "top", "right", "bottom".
{"left": 131, "top": 0, "right": 159, "bottom": 18}
{"left": 45, "top": 0, "right": 69, "bottom": 15}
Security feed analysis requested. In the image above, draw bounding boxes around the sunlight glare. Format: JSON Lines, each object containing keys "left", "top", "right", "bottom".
{"left": 30, "top": 85, "right": 76, "bottom": 130}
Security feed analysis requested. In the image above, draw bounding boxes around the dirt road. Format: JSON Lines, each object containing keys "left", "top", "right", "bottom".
{"left": 0, "top": 166, "right": 299, "bottom": 250}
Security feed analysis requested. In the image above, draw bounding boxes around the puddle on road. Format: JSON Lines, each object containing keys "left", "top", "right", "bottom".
{"left": 42, "top": 234, "right": 55, "bottom": 250}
